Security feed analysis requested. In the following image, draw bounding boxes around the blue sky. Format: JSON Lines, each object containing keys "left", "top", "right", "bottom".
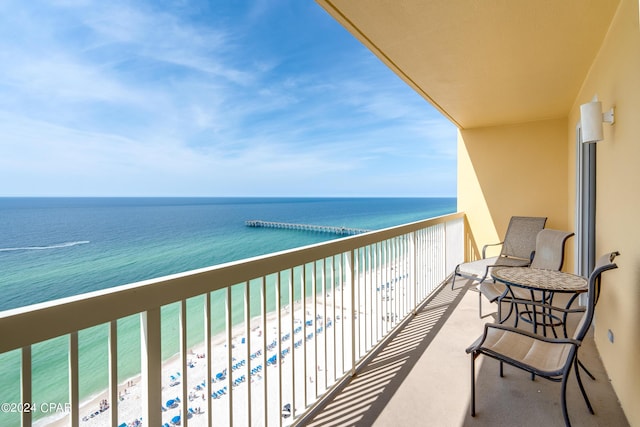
{"left": 0, "top": 0, "right": 457, "bottom": 197}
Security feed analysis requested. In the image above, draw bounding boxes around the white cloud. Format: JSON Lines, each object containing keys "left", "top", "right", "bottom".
{"left": 0, "top": 0, "right": 457, "bottom": 197}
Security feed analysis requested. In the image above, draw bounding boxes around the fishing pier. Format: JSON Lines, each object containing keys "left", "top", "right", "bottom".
{"left": 245, "top": 220, "right": 370, "bottom": 236}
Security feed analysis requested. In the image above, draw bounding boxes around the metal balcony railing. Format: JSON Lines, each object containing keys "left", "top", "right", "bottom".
{"left": 0, "top": 212, "right": 465, "bottom": 427}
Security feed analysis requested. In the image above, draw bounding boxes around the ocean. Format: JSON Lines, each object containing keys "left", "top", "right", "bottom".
{"left": 0, "top": 197, "right": 456, "bottom": 424}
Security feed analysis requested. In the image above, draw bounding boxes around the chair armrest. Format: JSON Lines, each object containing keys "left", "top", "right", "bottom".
{"left": 482, "top": 241, "right": 504, "bottom": 259}
{"left": 487, "top": 323, "right": 581, "bottom": 344}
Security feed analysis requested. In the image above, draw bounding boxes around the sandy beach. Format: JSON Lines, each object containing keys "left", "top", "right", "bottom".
{"left": 36, "top": 294, "right": 351, "bottom": 427}
{"left": 34, "top": 264, "right": 408, "bottom": 427}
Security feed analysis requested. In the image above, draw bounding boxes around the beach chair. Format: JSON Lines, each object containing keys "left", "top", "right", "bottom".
{"left": 451, "top": 216, "right": 547, "bottom": 319}
{"left": 282, "top": 403, "right": 292, "bottom": 418}
{"left": 466, "top": 251, "right": 619, "bottom": 427}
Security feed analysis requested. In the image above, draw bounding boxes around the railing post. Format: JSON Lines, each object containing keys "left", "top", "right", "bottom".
{"left": 259, "top": 277, "right": 268, "bottom": 426}
{"left": 443, "top": 219, "right": 449, "bottom": 279}
{"left": 179, "top": 300, "right": 188, "bottom": 426}
{"left": 276, "top": 273, "right": 282, "bottom": 426}
{"left": 108, "top": 321, "right": 118, "bottom": 427}
{"left": 69, "top": 332, "right": 79, "bottom": 427}
{"left": 244, "top": 281, "right": 252, "bottom": 426}
{"left": 21, "top": 346, "right": 32, "bottom": 427}
{"left": 410, "top": 232, "right": 417, "bottom": 315}
{"left": 337, "top": 254, "right": 342, "bottom": 379}
{"left": 288, "top": 268, "right": 295, "bottom": 421}
{"left": 304, "top": 263, "right": 318, "bottom": 408}
{"left": 204, "top": 293, "right": 213, "bottom": 427}
{"left": 364, "top": 246, "right": 370, "bottom": 352}
{"left": 225, "top": 287, "right": 233, "bottom": 426}
{"left": 140, "top": 308, "right": 162, "bottom": 427}
{"left": 301, "top": 264, "right": 308, "bottom": 409}
{"left": 347, "top": 250, "right": 356, "bottom": 376}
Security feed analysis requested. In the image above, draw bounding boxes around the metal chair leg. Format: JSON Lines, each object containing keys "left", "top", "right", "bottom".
{"left": 478, "top": 290, "right": 496, "bottom": 319}
{"left": 497, "top": 297, "right": 515, "bottom": 324}
{"left": 451, "top": 265, "right": 463, "bottom": 290}
{"left": 478, "top": 285, "right": 502, "bottom": 320}
{"left": 561, "top": 364, "right": 573, "bottom": 427}
{"left": 574, "top": 357, "right": 595, "bottom": 414}
{"left": 578, "top": 359, "right": 596, "bottom": 380}
{"left": 471, "top": 353, "right": 476, "bottom": 417}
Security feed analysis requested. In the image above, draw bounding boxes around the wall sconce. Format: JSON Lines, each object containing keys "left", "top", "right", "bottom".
{"left": 580, "top": 95, "right": 615, "bottom": 143}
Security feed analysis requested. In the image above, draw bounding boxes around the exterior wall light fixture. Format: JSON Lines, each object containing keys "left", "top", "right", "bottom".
{"left": 580, "top": 95, "right": 615, "bottom": 143}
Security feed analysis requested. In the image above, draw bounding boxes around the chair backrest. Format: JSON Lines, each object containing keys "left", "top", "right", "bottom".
{"left": 530, "top": 229, "right": 574, "bottom": 270}
{"left": 500, "top": 216, "right": 547, "bottom": 260}
{"left": 572, "top": 251, "right": 619, "bottom": 341}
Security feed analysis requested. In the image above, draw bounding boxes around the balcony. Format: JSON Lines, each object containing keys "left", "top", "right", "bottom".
{"left": 309, "top": 1, "right": 640, "bottom": 422}
{"left": 304, "top": 277, "right": 629, "bottom": 427}
{"left": 0, "top": 211, "right": 628, "bottom": 426}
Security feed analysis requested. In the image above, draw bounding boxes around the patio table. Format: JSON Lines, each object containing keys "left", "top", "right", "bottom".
{"left": 491, "top": 267, "right": 587, "bottom": 337}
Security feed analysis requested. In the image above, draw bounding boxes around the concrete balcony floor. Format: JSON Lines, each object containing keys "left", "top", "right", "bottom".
{"left": 305, "top": 278, "right": 629, "bottom": 427}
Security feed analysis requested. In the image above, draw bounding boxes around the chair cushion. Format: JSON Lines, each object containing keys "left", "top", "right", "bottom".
{"left": 457, "top": 256, "right": 499, "bottom": 278}
{"left": 480, "top": 326, "right": 573, "bottom": 375}
{"left": 458, "top": 256, "right": 529, "bottom": 282}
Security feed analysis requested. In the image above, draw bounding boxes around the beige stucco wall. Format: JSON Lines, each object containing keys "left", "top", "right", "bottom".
{"left": 457, "top": 118, "right": 569, "bottom": 259}
{"left": 459, "top": 1, "right": 639, "bottom": 423}
{"left": 568, "top": 0, "right": 640, "bottom": 424}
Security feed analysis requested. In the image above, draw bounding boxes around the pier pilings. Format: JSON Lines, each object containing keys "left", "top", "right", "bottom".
{"left": 245, "top": 220, "right": 370, "bottom": 236}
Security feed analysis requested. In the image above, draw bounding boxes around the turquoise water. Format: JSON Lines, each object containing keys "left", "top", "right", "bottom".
{"left": 0, "top": 197, "right": 456, "bottom": 424}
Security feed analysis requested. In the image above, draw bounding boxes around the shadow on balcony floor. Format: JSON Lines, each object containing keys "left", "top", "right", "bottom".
{"left": 303, "top": 279, "right": 629, "bottom": 427}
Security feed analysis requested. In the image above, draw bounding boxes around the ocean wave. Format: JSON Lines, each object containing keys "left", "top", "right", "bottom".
{"left": 0, "top": 241, "right": 90, "bottom": 252}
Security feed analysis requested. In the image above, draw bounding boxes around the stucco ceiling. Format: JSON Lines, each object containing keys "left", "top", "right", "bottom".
{"left": 316, "top": 0, "right": 620, "bottom": 129}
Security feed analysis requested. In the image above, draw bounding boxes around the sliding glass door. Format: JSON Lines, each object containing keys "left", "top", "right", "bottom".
{"left": 575, "top": 124, "right": 596, "bottom": 277}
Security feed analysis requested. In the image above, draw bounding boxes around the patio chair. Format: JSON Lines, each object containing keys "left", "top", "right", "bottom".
{"left": 466, "top": 251, "right": 619, "bottom": 427}
{"left": 450, "top": 216, "right": 547, "bottom": 318}
{"left": 504, "top": 229, "right": 575, "bottom": 325}
{"left": 529, "top": 229, "right": 574, "bottom": 270}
